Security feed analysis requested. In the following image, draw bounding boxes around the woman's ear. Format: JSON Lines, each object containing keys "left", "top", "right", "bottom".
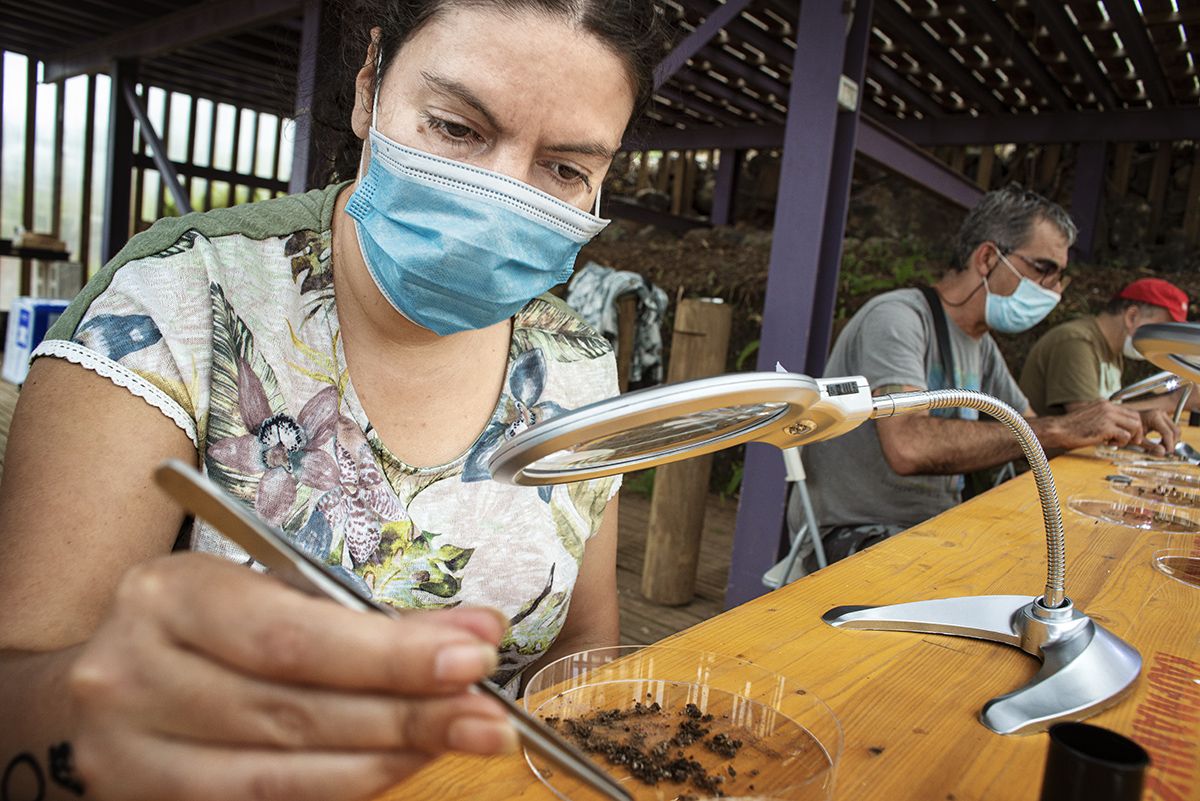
{"left": 350, "top": 27, "right": 383, "bottom": 140}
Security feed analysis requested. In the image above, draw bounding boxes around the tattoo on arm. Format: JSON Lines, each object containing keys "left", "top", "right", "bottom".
{"left": 1, "top": 753, "right": 44, "bottom": 801}
{"left": 1, "top": 743, "right": 85, "bottom": 801}
{"left": 47, "top": 744, "right": 84, "bottom": 796}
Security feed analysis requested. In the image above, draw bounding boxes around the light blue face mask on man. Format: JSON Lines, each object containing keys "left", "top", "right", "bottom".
{"left": 984, "top": 247, "right": 1061, "bottom": 334}
{"left": 345, "top": 70, "right": 609, "bottom": 336}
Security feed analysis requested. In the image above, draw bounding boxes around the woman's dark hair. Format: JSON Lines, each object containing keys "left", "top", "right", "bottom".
{"left": 310, "top": 0, "right": 670, "bottom": 183}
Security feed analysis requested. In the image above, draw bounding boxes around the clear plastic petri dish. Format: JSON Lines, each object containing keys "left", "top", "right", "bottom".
{"left": 1117, "top": 464, "right": 1200, "bottom": 489}
{"left": 1095, "top": 445, "right": 1179, "bottom": 464}
{"left": 1108, "top": 479, "right": 1200, "bottom": 510}
{"left": 1152, "top": 549, "right": 1200, "bottom": 589}
{"left": 522, "top": 645, "right": 843, "bottom": 801}
{"left": 1067, "top": 497, "right": 1200, "bottom": 532}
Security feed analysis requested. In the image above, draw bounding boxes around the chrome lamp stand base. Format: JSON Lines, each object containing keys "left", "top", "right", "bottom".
{"left": 822, "top": 595, "right": 1141, "bottom": 735}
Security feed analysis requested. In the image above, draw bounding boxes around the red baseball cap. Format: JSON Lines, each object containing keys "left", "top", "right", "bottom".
{"left": 1117, "top": 278, "right": 1189, "bottom": 322}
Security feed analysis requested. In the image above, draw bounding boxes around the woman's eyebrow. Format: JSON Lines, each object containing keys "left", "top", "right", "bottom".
{"left": 546, "top": 142, "right": 617, "bottom": 161}
{"left": 421, "top": 70, "right": 500, "bottom": 129}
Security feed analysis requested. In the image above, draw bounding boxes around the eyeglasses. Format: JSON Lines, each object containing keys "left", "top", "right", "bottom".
{"left": 1004, "top": 250, "right": 1069, "bottom": 289}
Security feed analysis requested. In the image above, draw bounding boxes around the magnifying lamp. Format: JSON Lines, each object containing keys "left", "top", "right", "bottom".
{"left": 1133, "top": 323, "right": 1200, "bottom": 461}
{"left": 1108, "top": 370, "right": 1196, "bottom": 462}
{"left": 489, "top": 373, "right": 1141, "bottom": 736}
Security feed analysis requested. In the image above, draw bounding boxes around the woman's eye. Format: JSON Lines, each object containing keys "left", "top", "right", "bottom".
{"left": 423, "top": 114, "right": 482, "bottom": 146}
{"left": 548, "top": 162, "right": 590, "bottom": 188}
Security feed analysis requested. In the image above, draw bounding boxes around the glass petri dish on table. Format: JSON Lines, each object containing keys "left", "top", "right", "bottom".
{"left": 1094, "top": 444, "right": 1179, "bottom": 464}
{"left": 1153, "top": 549, "right": 1200, "bottom": 589}
{"left": 1108, "top": 479, "right": 1200, "bottom": 510}
{"left": 1117, "top": 464, "right": 1200, "bottom": 489}
{"left": 522, "top": 646, "right": 842, "bottom": 801}
{"left": 1067, "top": 497, "right": 1200, "bottom": 532}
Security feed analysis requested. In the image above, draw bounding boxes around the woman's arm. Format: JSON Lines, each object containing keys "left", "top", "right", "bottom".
{"left": 0, "top": 359, "right": 513, "bottom": 801}
{"left": 522, "top": 495, "right": 620, "bottom": 687}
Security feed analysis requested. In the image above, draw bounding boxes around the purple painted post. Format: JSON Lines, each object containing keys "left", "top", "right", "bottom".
{"left": 288, "top": 0, "right": 321, "bottom": 194}
{"left": 806, "top": 0, "right": 874, "bottom": 373}
{"left": 711, "top": 149, "right": 740, "bottom": 226}
{"left": 1070, "top": 140, "right": 1107, "bottom": 262}
{"left": 724, "top": 0, "right": 852, "bottom": 609}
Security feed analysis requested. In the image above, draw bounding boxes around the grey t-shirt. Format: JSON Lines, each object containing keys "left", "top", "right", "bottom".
{"left": 803, "top": 288, "right": 1029, "bottom": 531}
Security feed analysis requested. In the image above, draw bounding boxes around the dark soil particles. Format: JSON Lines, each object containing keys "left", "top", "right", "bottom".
{"left": 543, "top": 700, "right": 762, "bottom": 799}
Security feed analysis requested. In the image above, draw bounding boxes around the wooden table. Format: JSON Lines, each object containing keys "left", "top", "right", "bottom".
{"left": 382, "top": 439, "right": 1200, "bottom": 801}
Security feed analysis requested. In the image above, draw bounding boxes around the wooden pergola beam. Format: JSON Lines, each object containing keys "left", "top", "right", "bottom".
{"left": 42, "top": 0, "right": 304, "bottom": 83}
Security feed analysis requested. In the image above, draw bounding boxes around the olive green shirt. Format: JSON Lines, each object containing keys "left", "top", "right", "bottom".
{"left": 1019, "top": 316, "right": 1122, "bottom": 416}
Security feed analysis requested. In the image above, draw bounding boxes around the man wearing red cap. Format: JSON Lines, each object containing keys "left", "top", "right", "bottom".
{"left": 1020, "top": 278, "right": 1191, "bottom": 426}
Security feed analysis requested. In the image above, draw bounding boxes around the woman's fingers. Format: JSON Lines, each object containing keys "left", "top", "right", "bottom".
{"left": 117, "top": 554, "right": 503, "bottom": 694}
{"left": 124, "top": 636, "right": 513, "bottom": 753}
{"left": 76, "top": 733, "right": 438, "bottom": 801}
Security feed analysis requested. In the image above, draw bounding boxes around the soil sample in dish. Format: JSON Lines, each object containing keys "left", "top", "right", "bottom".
{"left": 530, "top": 681, "right": 834, "bottom": 801}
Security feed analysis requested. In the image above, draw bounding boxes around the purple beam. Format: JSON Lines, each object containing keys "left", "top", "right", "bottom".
{"left": 856, "top": 116, "right": 983, "bottom": 209}
{"left": 1102, "top": 0, "right": 1173, "bottom": 107}
{"left": 654, "top": 0, "right": 757, "bottom": 89}
{"left": 960, "top": 0, "right": 1072, "bottom": 111}
{"left": 1070, "top": 140, "right": 1107, "bottom": 261}
{"left": 288, "top": 0, "right": 320, "bottom": 194}
{"left": 1030, "top": 0, "right": 1120, "bottom": 109}
{"left": 710, "top": 149, "right": 740, "bottom": 225}
{"left": 624, "top": 123, "right": 783, "bottom": 152}
{"left": 806, "top": 0, "right": 875, "bottom": 373}
{"left": 725, "top": 0, "right": 849, "bottom": 610}
{"left": 678, "top": 0, "right": 797, "bottom": 70}
{"left": 889, "top": 107, "right": 1200, "bottom": 144}
{"left": 867, "top": 55, "right": 945, "bottom": 118}
{"left": 874, "top": 0, "right": 1006, "bottom": 114}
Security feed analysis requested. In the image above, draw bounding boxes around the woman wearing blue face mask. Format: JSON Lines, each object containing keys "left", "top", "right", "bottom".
{"left": 0, "top": 3, "right": 668, "bottom": 799}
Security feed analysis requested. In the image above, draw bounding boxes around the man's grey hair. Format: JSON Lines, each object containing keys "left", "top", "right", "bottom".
{"left": 951, "top": 183, "right": 1077, "bottom": 270}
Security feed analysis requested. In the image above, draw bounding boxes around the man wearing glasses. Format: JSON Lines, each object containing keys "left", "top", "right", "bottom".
{"left": 795, "top": 184, "right": 1153, "bottom": 572}
{"left": 1021, "top": 278, "right": 1192, "bottom": 421}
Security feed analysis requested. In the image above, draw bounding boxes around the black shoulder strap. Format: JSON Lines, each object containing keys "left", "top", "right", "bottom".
{"left": 918, "top": 286, "right": 956, "bottom": 390}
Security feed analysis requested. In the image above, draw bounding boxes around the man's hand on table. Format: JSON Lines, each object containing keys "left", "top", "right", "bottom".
{"left": 1033, "top": 401, "right": 1149, "bottom": 452}
{"left": 67, "top": 553, "right": 514, "bottom": 801}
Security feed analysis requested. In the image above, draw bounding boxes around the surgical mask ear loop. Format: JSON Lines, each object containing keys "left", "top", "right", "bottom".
{"left": 593, "top": 186, "right": 602, "bottom": 217}
{"left": 357, "top": 49, "right": 384, "bottom": 182}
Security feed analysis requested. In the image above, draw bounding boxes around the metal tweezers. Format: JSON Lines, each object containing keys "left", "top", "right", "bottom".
{"left": 154, "top": 459, "right": 631, "bottom": 801}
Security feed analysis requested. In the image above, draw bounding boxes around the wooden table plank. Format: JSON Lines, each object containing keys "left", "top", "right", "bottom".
{"left": 381, "top": 438, "right": 1200, "bottom": 801}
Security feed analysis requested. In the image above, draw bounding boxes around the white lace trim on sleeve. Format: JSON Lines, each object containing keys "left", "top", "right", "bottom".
{"left": 31, "top": 339, "right": 198, "bottom": 445}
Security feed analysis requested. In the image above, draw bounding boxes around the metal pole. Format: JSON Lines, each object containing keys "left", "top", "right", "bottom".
{"left": 102, "top": 60, "right": 137, "bottom": 263}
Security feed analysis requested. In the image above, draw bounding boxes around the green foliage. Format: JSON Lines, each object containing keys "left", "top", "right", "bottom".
{"left": 720, "top": 461, "right": 744, "bottom": 500}
{"left": 735, "top": 339, "right": 760, "bottom": 371}
{"left": 623, "top": 468, "right": 656, "bottom": 498}
{"left": 836, "top": 236, "right": 940, "bottom": 321}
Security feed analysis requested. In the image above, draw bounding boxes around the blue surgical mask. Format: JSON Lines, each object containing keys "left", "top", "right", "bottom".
{"left": 345, "top": 72, "right": 608, "bottom": 336}
{"left": 984, "top": 249, "right": 1061, "bottom": 334}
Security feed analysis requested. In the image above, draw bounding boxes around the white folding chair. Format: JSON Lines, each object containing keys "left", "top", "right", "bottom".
{"left": 762, "top": 447, "right": 827, "bottom": 589}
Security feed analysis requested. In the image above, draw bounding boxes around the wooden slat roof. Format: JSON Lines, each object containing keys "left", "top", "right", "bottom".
{"left": 1, "top": 0, "right": 1196, "bottom": 136}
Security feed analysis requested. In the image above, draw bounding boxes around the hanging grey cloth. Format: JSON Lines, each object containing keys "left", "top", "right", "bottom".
{"left": 566, "top": 261, "right": 668, "bottom": 385}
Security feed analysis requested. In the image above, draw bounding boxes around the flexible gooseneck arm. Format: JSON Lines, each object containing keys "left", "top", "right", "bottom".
{"left": 870, "top": 389, "right": 1066, "bottom": 608}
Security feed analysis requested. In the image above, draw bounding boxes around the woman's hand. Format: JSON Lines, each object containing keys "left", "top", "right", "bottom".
{"left": 68, "top": 552, "right": 514, "bottom": 801}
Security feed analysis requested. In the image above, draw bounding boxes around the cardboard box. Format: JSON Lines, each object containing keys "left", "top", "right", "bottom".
{"left": 3, "top": 297, "right": 70, "bottom": 385}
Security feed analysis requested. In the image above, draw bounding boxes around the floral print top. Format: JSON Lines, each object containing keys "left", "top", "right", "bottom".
{"left": 35, "top": 183, "right": 621, "bottom": 693}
